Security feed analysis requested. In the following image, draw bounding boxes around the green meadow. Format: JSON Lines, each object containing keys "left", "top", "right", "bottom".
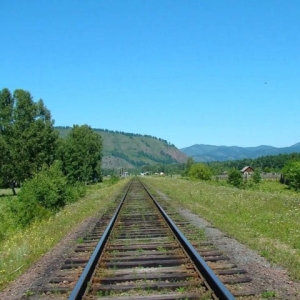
{"left": 142, "top": 176, "right": 300, "bottom": 280}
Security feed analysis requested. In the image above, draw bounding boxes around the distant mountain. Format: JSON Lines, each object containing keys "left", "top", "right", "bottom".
{"left": 56, "top": 127, "right": 187, "bottom": 169}
{"left": 180, "top": 143, "right": 300, "bottom": 162}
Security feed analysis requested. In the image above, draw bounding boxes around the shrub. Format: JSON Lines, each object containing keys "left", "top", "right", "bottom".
{"left": 227, "top": 169, "right": 243, "bottom": 188}
{"left": 65, "top": 183, "right": 86, "bottom": 203}
{"left": 0, "top": 204, "right": 15, "bottom": 241}
{"left": 108, "top": 175, "right": 120, "bottom": 184}
{"left": 282, "top": 161, "right": 300, "bottom": 190}
{"left": 252, "top": 169, "right": 262, "bottom": 184}
{"left": 189, "top": 163, "right": 212, "bottom": 180}
{"left": 12, "top": 161, "right": 69, "bottom": 227}
{"left": 21, "top": 161, "right": 68, "bottom": 210}
{"left": 10, "top": 195, "right": 51, "bottom": 227}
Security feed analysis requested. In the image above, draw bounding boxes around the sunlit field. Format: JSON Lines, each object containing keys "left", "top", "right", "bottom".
{"left": 142, "top": 176, "right": 300, "bottom": 280}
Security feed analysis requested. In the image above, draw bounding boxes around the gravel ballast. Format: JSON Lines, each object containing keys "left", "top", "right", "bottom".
{"left": 1, "top": 190, "right": 300, "bottom": 299}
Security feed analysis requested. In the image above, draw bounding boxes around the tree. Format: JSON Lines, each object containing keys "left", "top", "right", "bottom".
{"left": 282, "top": 161, "right": 300, "bottom": 190}
{"left": 59, "top": 125, "right": 103, "bottom": 183}
{"left": 182, "top": 157, "right": 194, "bottom": 176}
{"left": 0, "top": 88, "right": 15, "bottom": 191}
{"left": 227, "top": 169, "right": 243, "bottom": 188}
{"left": 0, "top": 88, "right": 58, "bottom": 193}
{"left": 252, "top": 169, "right": 261, "bottom": 184}
{"left": 0, "top": 88, "right": 14, "bottom": 133}
{"left": 189, "top": 163, "right": 212, "bottom": 180}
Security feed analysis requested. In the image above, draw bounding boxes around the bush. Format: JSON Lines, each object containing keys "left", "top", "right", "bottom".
{"left": 189, "top": 163, "right": 212, "bottom": 180}
{"left": 65, "top": 183, "right": 86, "bottom": 203}
{"left": 227, "top": 169, "right": 243, "bottom": 188}
{"left": 108, "top": 175, "right": 120, "bottom": 184}
{"left": 12, "top": 161, "right": 70, "bottom": 227}
{"left": 10, "top": 195, "right": 51, "bottom": 227}
{"left": 21, "top": 161, "right": 68, "bottom": 210}
{"left": 0, "top": 203, "right": 16, "bottom": 240}
{"left": 252, "top": 169, "right": 262, "bottom": 184}
{"left": 282, "top": 161, "right": 300, "bottom": 190}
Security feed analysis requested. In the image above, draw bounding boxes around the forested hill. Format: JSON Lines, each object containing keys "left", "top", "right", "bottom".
{"left": 181, "top": 143, "right": 300, "bottom": 162}
{"left": 55, "top": 127, "right": 187, "bottom": 169}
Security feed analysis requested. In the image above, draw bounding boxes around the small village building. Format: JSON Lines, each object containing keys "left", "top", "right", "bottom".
{"left": 140, "top": 172, "right": 150, "bottom": 176}
{"left": 240, "top": 166, "right": 254, "bottom": 178}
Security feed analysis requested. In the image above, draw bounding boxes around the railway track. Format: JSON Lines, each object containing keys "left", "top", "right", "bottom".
{"left": 35, "top": 178, "right": 260, "bottom": 299}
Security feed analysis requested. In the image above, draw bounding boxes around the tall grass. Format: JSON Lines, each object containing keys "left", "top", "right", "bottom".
{"left": 0, "top": 178, "right": 129, "bottom": 291}
{"left": 143, "top": 176, "right": 300, "bottom": 280}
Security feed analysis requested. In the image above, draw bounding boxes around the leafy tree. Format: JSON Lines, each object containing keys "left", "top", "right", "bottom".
{"left": 282, "top": 161, "right": 300, "bottom": 190}
{"left": 0, "top": 88, "right": 14, "bottom": 133}
{"left": 227, "top": 169, "right": 243, "bottom": 188}
{"left": 252, "top": 169, "right": 261, "bottom": 184}
{"left": 182, "top": 157, "right": 194, "bottom": 176}
{"left": 0, "top": 136, "right": 8, "bottom": 187}
{"left": 0, "top": 88, "right": 15, "bottom": 191}
{"left": 189, "top": 163, "right": 212, "bottom": 180}
{"left": 0, "top": 88, "right": 58, "bottom": 193}
{"left": 59, "top": 125, "right": 103, "bottom": 183}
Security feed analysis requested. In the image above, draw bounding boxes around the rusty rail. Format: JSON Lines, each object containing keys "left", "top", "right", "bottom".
{"left": 36, "top": 177, "right": 257, "bottom": 299}
{"left": 68, "top": 178, "right": 234, "bottom": 299}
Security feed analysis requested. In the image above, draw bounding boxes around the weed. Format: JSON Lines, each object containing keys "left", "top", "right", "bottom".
{"left": 157, "top": 246, "right": 167, "bottom": 253}
{"left": 261, "top": 290, "right": 276, "bottom": 298}
{"left": 23, "top": 290, "right": 35, "bottom": 297}
{"left": 176, "top": 286, "right": 187, "bottom": 293}
{"left": 77, "top": 237, "right": 84, "bottom": 243}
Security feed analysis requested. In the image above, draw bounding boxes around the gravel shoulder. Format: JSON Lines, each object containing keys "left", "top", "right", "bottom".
{"left": 179, "top": 207, "right": 300, "bottom": 299}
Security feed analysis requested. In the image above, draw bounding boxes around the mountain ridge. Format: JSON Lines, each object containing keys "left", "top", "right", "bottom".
{"left": 55, "top": 127, "right": 187, "bottom": 169}
{"left": 55, "top": 126, "right": 300, "bottom": 165}
{"left": 180, "top": 143, "right": 300, "bottom": 162}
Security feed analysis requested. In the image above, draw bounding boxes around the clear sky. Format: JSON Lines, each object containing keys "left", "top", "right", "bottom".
{"left": 1, "top": 0, "right": 299, "bottom": 149}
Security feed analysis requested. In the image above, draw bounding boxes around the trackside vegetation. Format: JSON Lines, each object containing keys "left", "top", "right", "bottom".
{"left": 0, "top": 88, "right": 103, "bottom": 228}
{"left": 0, "top": 178, "right": 130, "bottom": 291}
{"left": 142, "top": 176, "right": 300, "bottom": 280}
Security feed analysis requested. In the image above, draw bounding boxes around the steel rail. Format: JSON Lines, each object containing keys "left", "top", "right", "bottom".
{"left": 68, "top": 181, "right": 132, "bottom": 300}
{"left": 142, "top": 181, "right": 235, "bottom": 300}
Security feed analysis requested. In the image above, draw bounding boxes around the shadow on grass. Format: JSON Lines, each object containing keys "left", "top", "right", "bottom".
{"left": 0, "top": 189, "right": 20, "bottom": 198}
{"left": 0, "top": 194, "right": 17, "bottom": 198}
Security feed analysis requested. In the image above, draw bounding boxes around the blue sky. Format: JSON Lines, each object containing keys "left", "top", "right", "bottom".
{"left": 1, "top": 0, "right": 299, "bottom": 149}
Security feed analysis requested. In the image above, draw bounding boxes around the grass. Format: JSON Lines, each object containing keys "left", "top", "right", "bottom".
{"left": 142, "top": 176, "right": 300, "bottom": 280}
{"left": 0, "top": 178, "right": 130, "bottom": 291}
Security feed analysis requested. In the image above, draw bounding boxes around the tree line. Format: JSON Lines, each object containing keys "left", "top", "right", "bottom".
{"left": 84, "top": 127, "right": 174, "bottom": 146}
{"left": 206, "top": 152, "right": 300, "bottom": 174}
{"left": 133, "top": 152, "right": 300, "bottom": 191}
{"left": 0, "top": 88, "right": 103, "bottom": 227}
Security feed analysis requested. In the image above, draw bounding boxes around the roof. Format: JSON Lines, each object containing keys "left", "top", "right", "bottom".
{"left": 241, "top": 166, "right": 254, "bottom": 172}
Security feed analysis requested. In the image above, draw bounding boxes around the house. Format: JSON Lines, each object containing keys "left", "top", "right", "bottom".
{"left": 140, "top": 172, "right": 150, "bottom": 176}
{"left": 241, "top": 166, "right": 254, "bottom": 178}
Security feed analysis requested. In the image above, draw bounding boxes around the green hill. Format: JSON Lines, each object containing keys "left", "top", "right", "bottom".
{"left": 181, "top": 143, "right": 300, "bottom": 162}
{"left": 55, "top": 127, "right": 187, "bottom": 169}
